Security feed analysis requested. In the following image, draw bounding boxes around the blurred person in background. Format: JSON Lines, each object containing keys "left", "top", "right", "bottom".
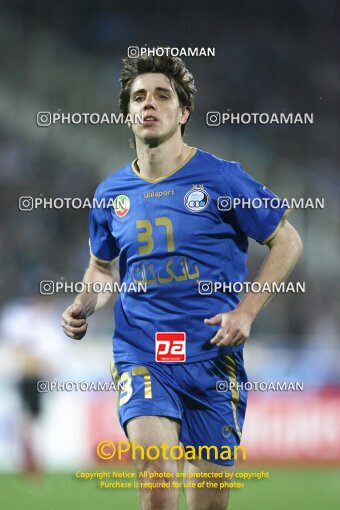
{"left": 1, "top": 299, "right": 63, "bottom": 478}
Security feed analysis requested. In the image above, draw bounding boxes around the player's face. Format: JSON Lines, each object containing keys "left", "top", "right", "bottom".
{"left": 128, "top": 73, "right": 189, "bottom": 146}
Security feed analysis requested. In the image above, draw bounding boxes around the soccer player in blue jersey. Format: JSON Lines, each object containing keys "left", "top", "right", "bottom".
{"left": 61, "top": 54, "right": 303, "bottom": 510}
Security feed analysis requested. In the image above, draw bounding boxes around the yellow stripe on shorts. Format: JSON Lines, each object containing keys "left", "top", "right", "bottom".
{"left": 224, "top": 354, "right": 242, "bottom": 438}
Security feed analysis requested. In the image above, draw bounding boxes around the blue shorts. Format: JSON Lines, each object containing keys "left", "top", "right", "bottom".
{"left": 111, "top": 352, "right": 248, "bottom": 466}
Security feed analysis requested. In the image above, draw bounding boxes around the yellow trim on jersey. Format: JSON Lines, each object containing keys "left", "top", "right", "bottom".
{"left": 110, "top": 361, "right": 121, "bottom": 412}
{"left": 110, "top": 361, "right": 120, "bottom": 387}
{"left": 262, "top": 208, "right": 292, "bottom": 245}
{"left": 131, "top": 146, "right": 197, "bottom": 183}
{"left": 224, "top": 354, "right": 242, "bottom": 438}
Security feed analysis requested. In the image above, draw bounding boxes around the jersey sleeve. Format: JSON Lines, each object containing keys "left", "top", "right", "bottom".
{"left": 223, "top": 162, "right": 291, "bottom": 244}
{"left": 89, "top": 187, "right": 119, "bottom": 262}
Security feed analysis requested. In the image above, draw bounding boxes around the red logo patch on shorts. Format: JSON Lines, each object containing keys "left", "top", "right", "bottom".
{"left": 155, "top": 332, "right": 186, "bottom": 362}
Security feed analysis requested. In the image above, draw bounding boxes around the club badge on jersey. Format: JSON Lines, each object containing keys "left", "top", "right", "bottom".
{"left": 184, "top": 184, "right": 210, "bottom": 212}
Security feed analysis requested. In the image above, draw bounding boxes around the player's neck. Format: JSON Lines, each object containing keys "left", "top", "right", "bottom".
{"left": 135, "top": 137, "right": 192, "bottom": 181}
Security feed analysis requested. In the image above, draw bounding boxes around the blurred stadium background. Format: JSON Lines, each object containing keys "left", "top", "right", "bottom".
{"left": 0, "top": 0, "right": 339, "bottom": 509}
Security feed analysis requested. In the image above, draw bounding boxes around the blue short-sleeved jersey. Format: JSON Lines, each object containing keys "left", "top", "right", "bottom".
{"left": 89, "top": 147, "right": 289, "bottom": 364}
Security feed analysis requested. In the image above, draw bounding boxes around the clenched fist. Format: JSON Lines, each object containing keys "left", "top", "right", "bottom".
{"left": 61, "top": 303, "right": 88, "bottom": 340}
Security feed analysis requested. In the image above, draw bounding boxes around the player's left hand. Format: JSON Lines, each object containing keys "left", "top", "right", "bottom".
{"left": 205, "top": 308, "right": 254, "bottom": 347}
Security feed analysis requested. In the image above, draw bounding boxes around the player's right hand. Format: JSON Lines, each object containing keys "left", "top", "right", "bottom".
{"left": 61, "top": 303, "right": 88, "bottom": 340}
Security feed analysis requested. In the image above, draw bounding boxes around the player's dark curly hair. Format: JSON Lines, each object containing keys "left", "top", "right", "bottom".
{"left": 120, "top": 53, "right": 197, "bottom": 135}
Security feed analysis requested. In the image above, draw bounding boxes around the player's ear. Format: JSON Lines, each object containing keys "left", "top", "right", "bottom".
{"left": 179, "top": 106, "right": 190, "bottom": 126}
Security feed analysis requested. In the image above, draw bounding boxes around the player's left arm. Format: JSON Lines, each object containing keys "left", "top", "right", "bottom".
{"left": 206, "top": 220, "right": 303, "bottom": 346}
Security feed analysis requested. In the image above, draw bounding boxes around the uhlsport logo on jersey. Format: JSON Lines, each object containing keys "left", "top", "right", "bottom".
{"left": 113, "top": 194, "right": 130, "bottom": 217}
{"left": 184, "top": 185, "right": 209, "bottom": 212}
{"left": 155, "top": 332, "right": 186, "bottom": 362}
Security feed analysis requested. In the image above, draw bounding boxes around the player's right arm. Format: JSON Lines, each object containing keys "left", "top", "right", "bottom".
{"left": 61, "top": 255, "right": 118, "bottom": 340}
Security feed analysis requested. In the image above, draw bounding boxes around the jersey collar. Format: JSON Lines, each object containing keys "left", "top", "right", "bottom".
{"left": 131, "top": 147, "right": 197, "bottom": 183}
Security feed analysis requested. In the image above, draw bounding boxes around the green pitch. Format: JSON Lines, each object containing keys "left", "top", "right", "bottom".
{"left": 1, "top": 466, "right": 339, "bottom": 510}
